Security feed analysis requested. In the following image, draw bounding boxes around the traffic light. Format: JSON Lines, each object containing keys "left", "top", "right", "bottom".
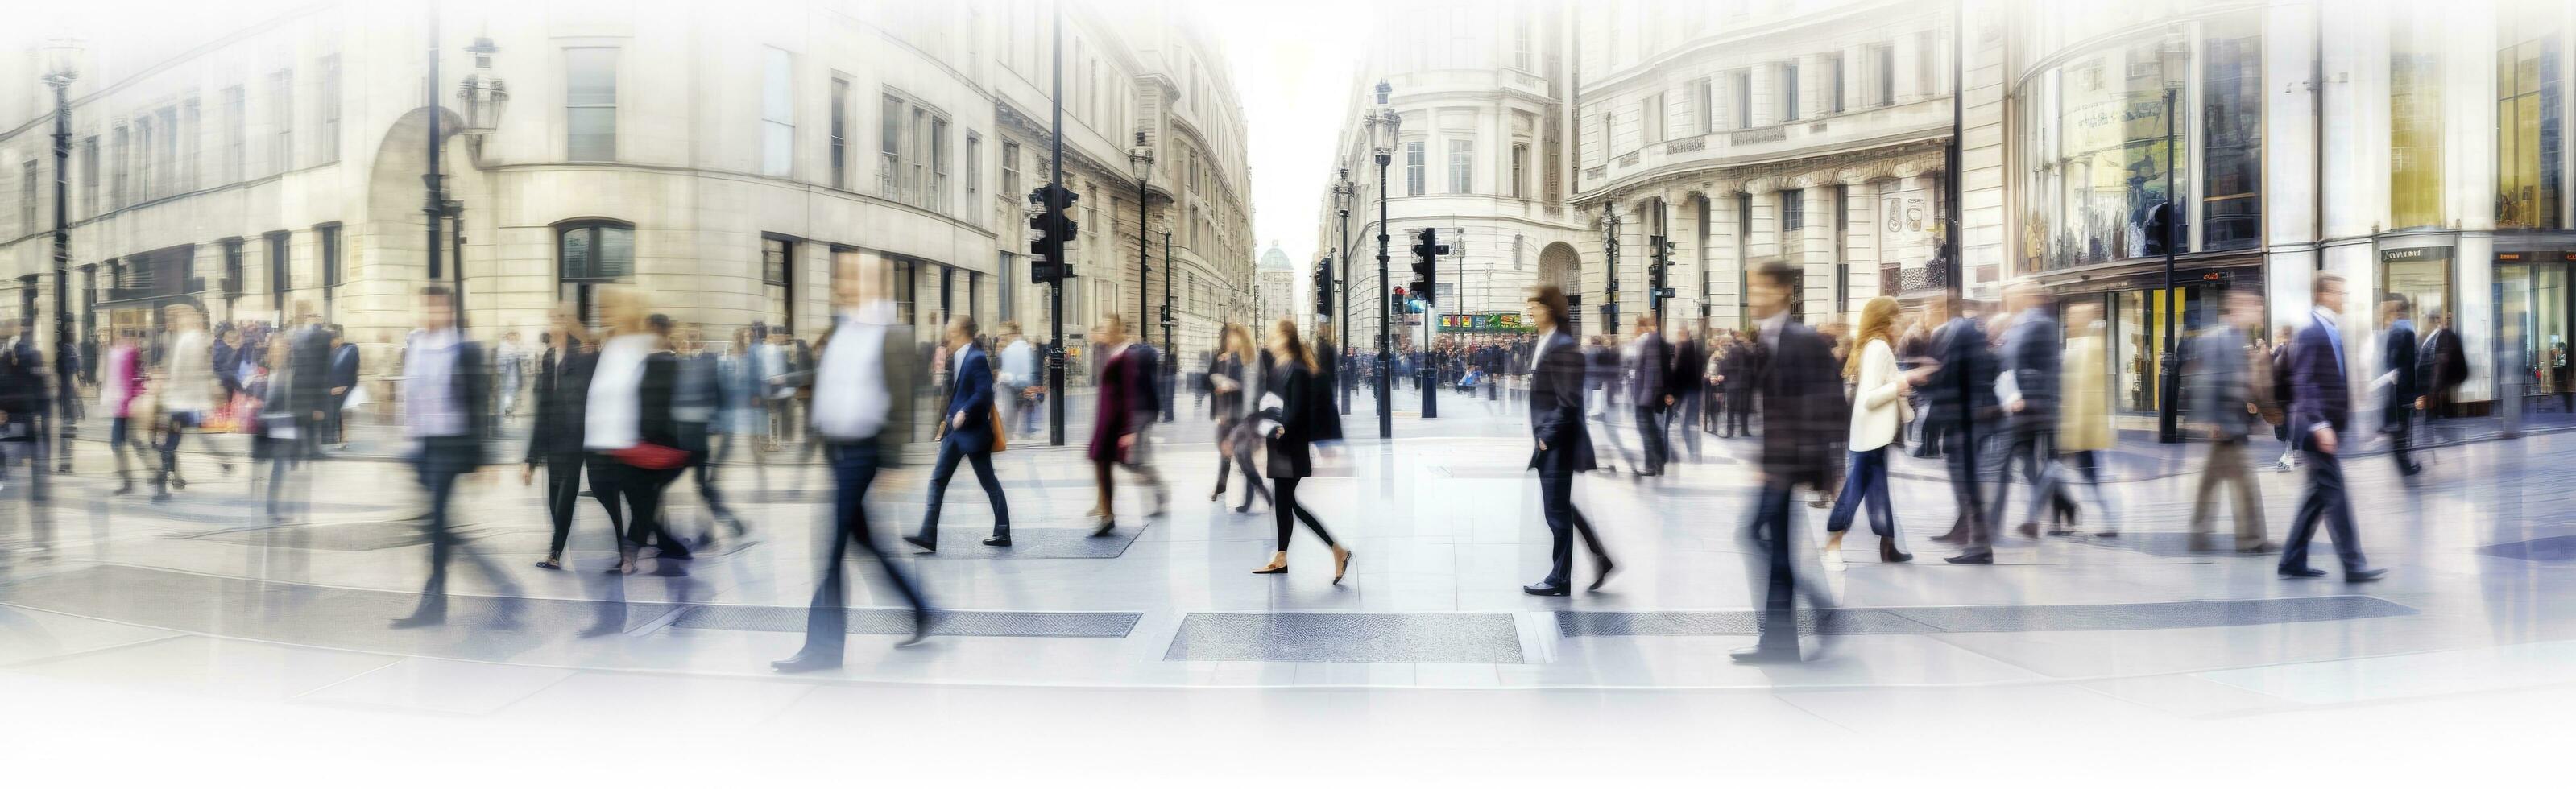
{"left": 1648, "top": 234, "right": 1677, "bottom": 300}
{"left": 1314, "top": 257, "right": 1335, "bottom": 316}
{"left": 2141, "top": 200, "right": 2176, "bottom": 257}
{"left": 1390, "top": 287, "right": 1406, "bottom": 316}
{"left": 1026, "top": 184, "right": 1080, "bottom": 283}
{"left": 1409, "top": 227, "right": 1447, "bottom": 305}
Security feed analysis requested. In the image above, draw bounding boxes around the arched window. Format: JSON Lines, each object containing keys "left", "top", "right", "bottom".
{"left": 556, "top": 219, "right": 634, "bottom": 328}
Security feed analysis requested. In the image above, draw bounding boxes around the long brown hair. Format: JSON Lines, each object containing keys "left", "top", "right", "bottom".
{"left": 1269, "top": 318, "right": 1318, "bottom": 373}
{"left": 1845, "top": 295, "right": 1899, "bottom": 381}
{"left": 1526, "top": 285, "right": 1569, "bottom": 332}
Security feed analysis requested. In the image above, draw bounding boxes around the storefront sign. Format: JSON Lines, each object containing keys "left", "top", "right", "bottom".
{"left": 2381, "top": 246, "right": 2452, "bottom": 264}
{"left": 1437, "top": 312, "right": 1530, "bottom": 333}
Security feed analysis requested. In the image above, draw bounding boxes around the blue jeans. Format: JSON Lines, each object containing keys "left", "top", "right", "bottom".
{"left": 1824, "top": 447, "right": 1897, "bottom": 539}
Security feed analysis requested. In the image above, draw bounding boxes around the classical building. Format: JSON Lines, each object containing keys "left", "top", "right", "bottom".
{"left": 1572, "top": 0, "right": 1959, "bottom": 337}
{"left": 1315, "top": 0, "right": 1588, "bottom": 356}
{"left": 0, "top": 0, "right": 1253, "bottom": 382}
{"left": 1256, "top": 242, "right": 1294, "bottom": 328}
{"left": 1988, "top": 0, "right": 2576, "bottom": 419}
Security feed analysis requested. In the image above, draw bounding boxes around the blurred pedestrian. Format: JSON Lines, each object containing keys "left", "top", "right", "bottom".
{"left": 1626, "top": 313, "right": 1671, "bottom": 477}
{"left": 2185, "top": 290, "right": 2274, "bottom": 553}
{"left": 1823, "top": 296, "right": 1911, "bottom": 565}
{"left": 101, "top": 328, "right": 151, "bottom": 494}
{"left": 586, "top": 290, "right": 692, "bottom": 576}
{"left": 757, "top": 329, "right": 793, "bottom": 452}
{"left": 496, "top": 330, "right": 528, "bottom": 420}
{"left": 907, "top": 315, "right": 1012, "bottom": 551}
{"left": 712, "top": 327, "right": 768, "bottom": 495}
{"left": 672, "top": 324, "right": 742, "bottom": 539}
{"left": 1669, "top": 324, "right": 1705, "bottom": 462}
{"left": 1921, "top": 294, "right": 2001, "bottom": 559}
{"left": 2415, "top": 310, "right": 2466, "bottom": 445}
{"left": 152, "top": 304, "right": 230, "bottom": 502}
{"left": 2042, "top": 301, "right": 2117, "bottom": 538}
{"left": 249, "top": 333, "right": 305, "bottom": 523}
{"left": 1249, "top": 319, "right": 1351, "bottom": 581}
{"left": 1086, "top": 314, "right": 1168, "bottom": 534}
{"left": 2279, "top": 274, "right": 2385, "bottom": 582}
{"left": 526, "top": 306, "right": 604, "bottom": 571}
{"left": 325, "top": 327, "right": 359, "bottom": 448}
{"left": 1207, "top": 324, "right": 1269, "bottom": 513}
{"left": 772, "top": 254, "right": 929, "bottom": 671}
{"left": 287, "top": 304, "right": 332, "bottom": 457}
{"left": 1521, "top": 286, "right": 1612, "bottom": 597}
{"left": 999, "top": 323, "right": 1041, "bottom": 439}
{"left": 1734, "top": 261, "right": 1843, "bottom": 663}
{"left": 2270, "top": 324, "right": 2301, "bottom": 473}
{"left": 390, "top": 285, "right": 521, "bottom": 628}
{"left": 1986, "top": 283, "right": 2075, "bottom": 538}
{"left": 2375, "top": 295, "right": 2421, "bottom": 477}
{"left": 1721, "top": 335, "right": 1756, "bottom": 437}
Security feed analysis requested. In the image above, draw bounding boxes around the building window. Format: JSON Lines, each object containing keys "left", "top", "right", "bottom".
{"left": 222, "top": 85, "right": 246, "bottom": 182}
{"left": 1405, "top": 141, "right": 1426, "bottom": 196}
{"left": 1001, "top": 140, "right": 1021, "bottom": 196}
{"left": 1510, "top": 143, "right": 1528, "bottom": 198}
{"left": 2498, "top": 30, "right": 2564, "bottom": 230}
{"left": 1826, "top": 55, "right": 1845, "bottom": 114}
{"left": 1874, "top": 44, "right": 1896, "bottom": 107}
{"left": 1782, "top": 189, "right": 1804, "bottom": 231}
{"left": 2025, "top": 36, "right": 2191, "bottom": 271}
{"left": 221, "top": 238, "right": 245, "bottom": 299}
{"left": 1696, "top": 78, "right": 1715, "bottom": 134}
{"left": 2391, "top": 19, "right": 2444, "bottom": 229}
{"left": 267, "top": 69, "right": 292, "bottom": 174}
{"left": 2204, "top": 16, "right": 2264, "bottom": 250}
{"left": 1643, "top": 94, "right": 1664, "bottom": 143}
{"left": 565, "top": 48, "right": 619, "bottom": 162}
{"left": 557, "top": 221, "right": 636, "bottom": 327}
{"left": 762, "top": 235, "right": 795, "bottom": 328}
{"left": 998, "top": 251, "right": 1016, "bottom": 321}
{"left": 881, "top": 94, "right": 905, "bottom": 199}
{"left": 965, "top": 133, "right": 982, "bottom": 209}
{"left": 318, "top": 54, "right": 342, "bottom": 163}
{"left": 760, "top": 48, "right": 795, "bottom": 177}
{"left": 1514, "top": 19, "right": 1534, "bottom": 71}
{"left": 78, "top": 138, "right": 97, "bottom": 218}
{"left": 830, "top": 76, "right": 850, "bottom": 189}
{"left": 317, "top": 223, "right": 342, "bottom": 315}
{"left": 911, "top": 108, "right": 930, "bottom": 208}
{"left": 110, "top": 125, "right": 128, "bottom": 208}
{"left": 1733, "top": 71, "right": 1753, "bottom": 129}
{"left": 180, "top": 98, "right": 200, "bottom": 192}
{"left": 931, "top": 117, "right": 950, "bottom": 211}
{"left": 1447, "top": 139, "right": 1472, "bottom": 194}
{"left": 266, "top": 230, "right": 291, "bottom": 306}
{"left": 1779, "top": 62, "right": 1800, "bottom": 122}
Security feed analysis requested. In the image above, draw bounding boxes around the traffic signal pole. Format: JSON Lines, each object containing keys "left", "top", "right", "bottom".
{"left": 1046, "top": 3, "right": 1066, "bottom": 447}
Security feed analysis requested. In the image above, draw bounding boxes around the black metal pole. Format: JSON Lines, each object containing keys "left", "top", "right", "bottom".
{"left": 1375, "top": 155, "right": 1392, "bottom": 439}
{"left": 49, "top": 77, "right": 73, "bottom": 476}
{"left": 1337, "top": 204, "right": 1352, "bottom": 415}
{"left": 1046, "top": 2, "right": 1066, "bottom": 447}
{"left": 2156, "top": 84, "right": 2181, "bottom": 444}
{"left": 1161, "top": 230, "right": 1174, "bottom": 423}
{"left": 1420, "top": 238, "right": 1436, "bottom": 419}
{"left": 427, "top": 1, "right": 447, "bottom": 324}
{"left": 1137, "top": 171, "right": 1149, "bottom": 349}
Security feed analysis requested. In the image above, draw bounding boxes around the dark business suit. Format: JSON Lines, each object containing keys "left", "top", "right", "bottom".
{"left": 525, "top": 345, "right": 608, "bottom": 560}
{"left": 1924, "top": 316, "right": 1998, "bottom": 546}
{"left": 1721, "top": 345, "right": 1756, "bottom": 436}
{"left": 1990, "top": 308, "right": 2073, "bottom": 531}
{"left": 288, "top": 324, "right": 333, "bottom": 454}
{"left": 325, "top": 343, "right": 359, "bottom": 444}
{"left": 1527, "top": 331, "right": 1609, "bottom": 590}
{"left": 1668, "top": 337, "right": 1706, "bottom": 460}
{"left": 913, "top": 342, "right": 1010, "bottom": 548}
{"left": 1742, "top": 319, "right": 1844, "bottom": 657}
{"left": 2416, "top": 326, "right": 2467, "bottom": 438}
{"left": 2282, "top": 311, "right": 2371, "bottom": 576}
{"left": 1627, "top": 332, "right": 1671, "bottom": 474}
{"left": 2379, "top": 322, "right": 2420, "bottom": 475}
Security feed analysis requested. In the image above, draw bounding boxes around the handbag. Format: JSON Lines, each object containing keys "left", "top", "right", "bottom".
{"left": 610, "top": 442, "right": 690, "bottom": 470}
{"left": 988, "top": 404, "right": 1008, "bottom": 452}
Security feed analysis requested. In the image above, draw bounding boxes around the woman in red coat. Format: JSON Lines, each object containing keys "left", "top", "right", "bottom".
{"left": 1087, "top": 315, "right": 1167, "bottom": 534}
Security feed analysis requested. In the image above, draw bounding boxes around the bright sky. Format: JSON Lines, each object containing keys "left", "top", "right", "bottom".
{"left": 1195, "top": 0, "right": 1369, "bottom": 290}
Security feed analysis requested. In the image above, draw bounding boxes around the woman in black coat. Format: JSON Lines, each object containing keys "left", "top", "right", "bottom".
{"left": 585, "top": 291, "right": 691, "bottom": 575}
{"left": 1523, "top": 285, "right": 1613, "bottom": 596}
{"left": 1250, "top": 318, "right": 1351, "bottom": 582}
{"left": 1206, "top": 324, "right": 1271, "bottom": 512}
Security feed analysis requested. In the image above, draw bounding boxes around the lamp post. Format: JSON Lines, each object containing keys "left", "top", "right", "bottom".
{"left": 1366, "top": 80, "right": 1401, "bottom": 440}
{"left": 2156, "top": 38, "right": 2188, "bottom": 444}
{"left": 1161, "top": 229, "right": 1175, "bottom": 423}
{"left": 42, "top": 39, "right": 81, "bottom": 476}
{"left": 1127, "top": 133, "right": 1154, "bottom": 348}
{"left": 1600, "top": 204, "right": 1622, "bottom": 339}
{"left": 1333, "top": 170, "right": 1355, "bottom": 415}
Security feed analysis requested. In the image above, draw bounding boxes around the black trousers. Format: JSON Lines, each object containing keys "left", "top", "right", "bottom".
{"left": 540, "top": 453, "right": 591, "bottom": 557}
{"left": 1269, "top": 476, "right": 1336, "bottom": 551}
{"left": 1538, "top": 471, "right": 1608, "bottom": 587}
{"left": 1634, "top": 405, "right": 1669, "bottom": 473}
{"left": 412, "top": 437, "right": 516, "bottom": 617}
{"left": 1987, "top": 426, "right": 2073, "bottom": 531}
{"left": 1743, "top": 481, "right": 1833, "bottom": 655}
{"left": 2281, "top": 448, "right": 2369, "bottom": 573}
{"left": 588, "top": 453, "right": 685, "bottom": 558}
{"left": 2384, "top": 407, "right": 2417, "bottom": 473}
{"left": 1212, "top": 419, "right": 1271, "bottom": 508}
{"left": 919, "top": 435, "right": 1010, "bottom": 542}
{"left": 1725, "top": 391, "right": 1754, "bottom": 436}
{"left": 797, "top": 442, "right": 929, "bottom": 659}
{"left": 1940, "top": 423, "right": 1990, "bottom": 543}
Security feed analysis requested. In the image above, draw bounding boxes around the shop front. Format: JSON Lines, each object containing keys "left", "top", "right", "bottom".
{"left": 2494, "top": 247, "right": 2576, "bottom": 416}
{"left": 2040, "top": 256, "right": 2263, "bottom": 417}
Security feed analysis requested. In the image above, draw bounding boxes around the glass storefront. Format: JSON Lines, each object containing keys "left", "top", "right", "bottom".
{"left": 2079, "top": 275, "right": 2245, "bottom": 415}
{"left": 2391, "top": 10, "right": 2446, "bottom": 230}
{"left": 2498, "top": 254, "right": 2574, "bottom": 414}
{"left": 2201, "top": 15, "right": 2263, "bottom": 251}
{"left": 2379, "top": 246, "right": 2454, "bottom": 333}
{"left": 2497, "top": 27, "right": 2563, "bottom": 231}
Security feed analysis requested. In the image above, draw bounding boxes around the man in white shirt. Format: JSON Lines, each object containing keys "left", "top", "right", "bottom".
{"left": 391, "top": 286, "right": 522, "bottom": 629}
{"left": 151, "top": 304, "right": 231, "bottom": 502}
{"left": 775, "top": 254, "right": 928, "bottom": 672}
{"left": 998, "top": 324, "right": 1040, "bottom": 439}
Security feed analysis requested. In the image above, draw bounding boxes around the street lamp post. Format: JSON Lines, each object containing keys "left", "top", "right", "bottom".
{"left": 1161, "top": 229, "right": 1175, "bottom": 423}
{"left": 2156, "top": 39, "right": 2188, "bottom": 444}
{"left": 1600, "top": 204, "right": 1622, "bottom": 339}
{"left": 1333, "top": 170, "right": 1354, "bottom": 415}
{"left": 1367, "top": 81, "right": 1402, "bottom": 440}
{"left": 42, "top": 39, "right": 81, "bottom": 477}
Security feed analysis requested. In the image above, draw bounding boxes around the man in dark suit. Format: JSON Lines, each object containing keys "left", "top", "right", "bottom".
{"left": 2280, "top": 274, "right": 2386, "bottom": 583}
{"left": 1522, "top": 285, "right": 1613, "bottom": 596}
{"left": 2376, "top": 295, "right": 2421, "bottom": 477}
{"left": 1667, "top": 324, "right": 1706, "bottom": 461}
{"left": 325, "top": 326, "right": 360, "bottom": 447}
{"left": 1626, "top": 313, "right": 1671, "bottom": 476}
{"left": 1919, "top": 295, "right": 2000, "bottom": 554}
{"left": 391, "top": 286, "right": 520, "bottom": 627}
{"left": 1734, "top": 262, "right": 1844, "bottom": 663}
{"left": 908, "top": 315, "right": 1012, "bottom": 551}
{"left": 1990, "top": 283, "right": 2079, "bottom": 536}
{"left": 1721, "top": 336, "right": 1758, "bottom": 437}
{"left": 287, "top": 304, "right": 333, "bottom": 456}
{"left": 2415, "top": 310, "right": 2467, "bottom": 444}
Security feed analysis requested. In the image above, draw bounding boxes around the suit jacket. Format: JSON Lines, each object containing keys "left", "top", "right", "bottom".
{"left": 1667, "top": 339, "right": 1707, "bottom": 396}
{"left": 1923, "top": 317, "right": 1998, "bottom": 428}
{"left": 938, "top": 342, "right": 996, "bottom": 445}
{"left": 525, "top": 345, "right": 595, "bottom": 463}
{"left": 1756, "top": 321, "right": 1847, "bottom": 488}
{"left": 2288, "top": 313, "right": 2351, "bottom": 448}
{"left": 2381, "top": 324, "right": 2421, "bottom": 409}
{"left": 1626, "top": 332, "right": 1670, "bottom": 408}
{"left": 288, "top": 324, "right": 333, "bottom": 419}
{"left": 1526, "top": 331, "right": 1597, "bottom": 474}
{"left": 328, "top": 344, "right": 361, "bottom": 390}
{"left": 2188, "top": 326, "right": 2259, "bottom": 440}
{"left": 2000, "top": 308, "right": 2061, "bottom": 424}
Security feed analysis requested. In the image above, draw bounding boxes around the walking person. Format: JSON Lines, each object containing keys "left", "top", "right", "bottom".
{"left": 1626, "top": 314, "right": 1672, "bottom": 477}
{"left": 390, "top": 286, "right": 523, "bottom": 628}
{"left": 152, "top": 305, "right": 230, "bottom": 502}
{"left": 1521, "top": 287, "right": 1614, "bottom": 596}
{"left": 286, "top": 305, "right": 332, "bottom": 458}
{"left": 671, "top": 324, "right": 743, "bottom": 539}
{"left": 1733, "top": 262, "right": 1845, "bottom": 663}
{"left": 711, "top": 328, "right": 769, "bottom": 496}
{"left": 1822, "top": 296, "right": 1913, "bottom": 565}
{"left": 772, "top": 254, "right": 929, "bottom": 671}
{"left": 1248, "top": 319, "right": 1352, "bottom": 581}
{"left": 2271, "top": 325, "right": 2301, "bottom": 473}
{"left": 525, "top": 307, "right": 606, "bottom": 570}
{"left": 2042, "top": 301, "right": 2118, "bottom": 538}
{"left": 2414, "top": 310, "right": 2467, "bottom": 448}
{"left": 1987, "top": 283, "right": 2073, "bottom": 537}
{"left": 1206, "top": 324, "right": 1270, "bottom": 513}
{"left": 1722, "top": 336, "right": 1757, "bottom": 438}
{"left": 907, "top": 315, "right": 1013, "bottom": 551}
{"left": 997, "top": 324, "right": 1041, "bottom": 439}
{"left": 1086, "top": 315, "right": 1168, "bottom": 534}
{"left": 101, "top": 328, "right": 152, "bottom": 494}
{"left": 2278, "top": 274, "right": 2387, "bottom": 583}
{"left": 325, "top": 328, "right": 360, "bottom": 448}
{"left": 1668, "top": 325, "right": 1706, "bottom": 462}
{"left": 495, "top": 330, "right": 528, "bottom": 420}
{"left": 248, "top": 333, "right": 308, "bottom": 523}
{"left": 0, "top": 320, "right": 51, "bottom": 551}
{"left": 2185, "top": 290, "right": 2275, "bottom": 553}
{"left": 756, "top": 329, "right": 793, "bottom": 451}
{"left": 585, "top": 291, "right": 693, "bottom": 576}
{"left": 1922, "top": 294, "right": 2002, "bottom": 557}
{"left": 2376, "top": 295, "right": 2422, "bottom": 477}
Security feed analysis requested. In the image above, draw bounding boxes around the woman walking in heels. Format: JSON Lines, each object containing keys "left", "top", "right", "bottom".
{"left": 1206, "top": 324, "right": 1269, "bottom": 513}
{"left": 1823, "top": 296, "right": 1912, "bottom": 565}
{"left": 1249, "top": 319, "right": 1352, "bottom": 582}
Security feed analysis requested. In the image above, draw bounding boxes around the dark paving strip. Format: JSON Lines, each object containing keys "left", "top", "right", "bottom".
{"left": 891, "top": 525, "right": 1145, "bottom": 560}
{"left": 673, "top": 605, "right": 1139, "bottom": 638}
{"left": 2479, "top": 535, "right": 2576, "bottom": 562}
{"left": 1557, "top": 595, "right": 2417, "bottom": 637}
{"left": 1164, "top": 612, "right": 1523, "bottom": 663}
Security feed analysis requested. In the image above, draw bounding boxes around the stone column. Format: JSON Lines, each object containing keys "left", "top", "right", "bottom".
{"left": 1845, "top": 177, "right": 1882, "bottom": 304}
{"left": 1708, "top": 183, "right": 1744, "bottom": 330}
{"left": 1798, "top": 177, "right": 1837, "bottom": 325}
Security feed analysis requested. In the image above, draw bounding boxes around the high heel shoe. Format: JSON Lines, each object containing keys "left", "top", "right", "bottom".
{"left": 1879, "top": 537, "right": 1911, "bottom": 564}
{"left": 1331, "top": 546, "right": 1353, "bottom": 584}
{"left": 1252, "top": 551, "right": 1290, "bottom": 574}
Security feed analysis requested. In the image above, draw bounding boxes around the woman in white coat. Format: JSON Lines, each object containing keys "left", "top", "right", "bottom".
{"left": 1823, "top": 296, "right": 1912, "bottom": 564}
